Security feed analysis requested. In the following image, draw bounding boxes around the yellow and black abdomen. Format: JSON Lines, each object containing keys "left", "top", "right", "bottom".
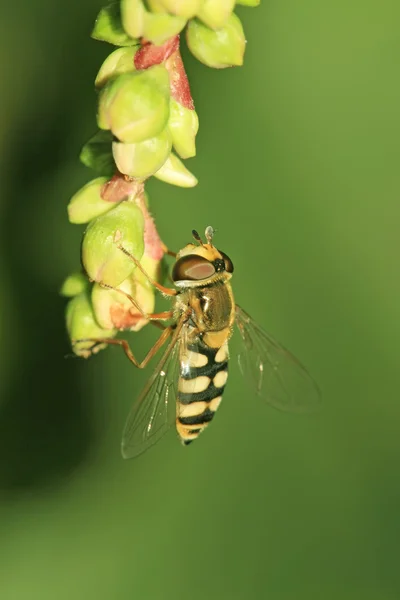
{"left": 176, "top": 339, "right": 229, "bottom": 445}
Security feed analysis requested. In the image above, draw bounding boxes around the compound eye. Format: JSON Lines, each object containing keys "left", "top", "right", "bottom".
{"left": 172, "top": 255, "right": 216, "bottom": 282}
{"left": 219, "top": 251, "right": 234, "bottom": 273}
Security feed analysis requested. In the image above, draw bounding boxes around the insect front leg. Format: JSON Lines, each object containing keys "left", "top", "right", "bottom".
{"left": 74, "top": 325, "right": 174, "bottom": 369}
{"left": 161, "top": 242, "right": 177, "bottom": 258}
{"left": 97, "top": 281, "right": 175, "bottom": 328}
{"left": 117, "top": 245, "right": 177, "bottom": 296}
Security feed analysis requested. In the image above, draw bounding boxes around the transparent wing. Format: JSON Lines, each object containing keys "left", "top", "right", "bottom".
{"left": 235, "top": 305, "right": 321, "bottom": 412}
{"left": 121, "top": 320, "right": 185, "bottom": 459}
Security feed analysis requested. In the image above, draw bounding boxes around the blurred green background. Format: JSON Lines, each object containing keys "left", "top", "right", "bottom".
{"left": 1, "top": 1, "right": 400, "bottom": 598}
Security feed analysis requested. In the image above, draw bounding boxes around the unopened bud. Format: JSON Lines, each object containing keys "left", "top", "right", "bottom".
{"left": 186, "top": 14, "right": 246, "bottom": 69}
{"left": 154, "top": 152, "right": 198, "bottom": 187}
{"left": 95, "top": 47, "right": 137, "bottom": 89}
{"left": 66, "top": 291, "right": 116, "bottom": 358}
{"left": 168, "top": 98, "right": 198, "bottom": 159}
{"left": 158, "top": 0, "right": 201, "bottom": 19}
{"left": 113, "top": 129, "right": 172, "bottom": 179}
{"left": 197, "top": 0, "right": 235, "bottom": 30}
{"left": 60, "top": 273, "right": 88, "bottom": 298}
{"left": 97, "top": 66, "right": 170, "bottom": 144}
{"left": 92, "top": 255, "right": 159, "bottom": 332}
{"left": 82, "top": 200, "right": 145, "bottom": 287}
{"left": 92, "top": 2, "right": 138, "bottom": 46}
{"left": 142, "top": 11, "right": 186, "bottom": 45}
{"left": 121, "top": 0, "right": 146, "bottom": 39}
{"left": 80, "top": 130, "right": 114, "bottom": 176}
{"left": 146, "top": 0, "right": 166, "bottom": 11}
{"left": 68, "top": 177, "right": 116, "bottom": 224}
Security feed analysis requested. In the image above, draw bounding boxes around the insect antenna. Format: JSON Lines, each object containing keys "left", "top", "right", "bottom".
{"left": 205, "top": 225, "right": 215, "bottom": 247}
{"left": 192, "top": 229, "right": 204, "bottom": 246}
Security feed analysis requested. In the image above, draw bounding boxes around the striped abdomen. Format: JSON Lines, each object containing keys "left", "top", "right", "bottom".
{"left": 176, "top": 340, "right": 229, "bottom": 445}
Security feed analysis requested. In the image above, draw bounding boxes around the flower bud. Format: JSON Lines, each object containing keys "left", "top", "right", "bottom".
{"left": 142, "top": 11, "right": 186, "bottom": 45}
{"left": 81, "top": 201, "right": 144, "bottom": 287}
{"left": 60, "top": 273, "right": 88, "bottom": 298}
{"left": 236, "top": 0, "right": 260, "bottom": 6}
{"left": 97, "top": 66, "right": 170, "bottom": 144}
{"left": 92, "top": 255, "right": 159, "bottom": 332}
{"left": 146, "top": 0, "right": 171, "bottom": 12}
{"left": 68, "top": 177, "right": 117, "bottom": 224}
{"left": 80, "top": 130, "right": 114, "bottom": 176}
{"left": 197, "top": 0, "right": 235, "bottom": 30}
{"left": 92, "top": 2, "right": 138, "bottom": 46}
{"left": 158, "top": 0, "right": 201, "bottom": 19}
{"left": 186, "top": 14, "right": 246, "bottom": 69}
{"left": 66, "top": 291, "right": 116, "bottom": 358}
{"left": 113, "top": 129, "right": 172, "bottom": 179}
{"left": 95, "top": 47, "right": 137, "bottom": 89}
{"left": 154, "top": 152, "right": 198, "bottom": 187}
{"left": 121, "top": 0, "right": 146, "bottom": 39}
{"left": 168, "top": 98, "right": 198, "bottom": 159}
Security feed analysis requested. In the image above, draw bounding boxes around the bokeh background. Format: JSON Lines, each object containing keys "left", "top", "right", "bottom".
{"left": 1, "top": 1, "right": 400, "bottom": 598}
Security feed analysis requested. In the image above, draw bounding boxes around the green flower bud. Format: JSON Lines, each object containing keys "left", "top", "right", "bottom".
{"left": 168, "top": 99, "right": 198, "bottom": 159}
{"left": 68, "top": 177, "right": 117, "bottom": 224}
{"left": 158, "top": 0, "right": 201, "bottom": 19}
{"left": 121, "top": 0, "right": 145, "bottom": 39}
{"left": 95, "top": 47, "right": 137, "bottom": 89}
{"left": 197, "top": 0, "right": 235, "bottom": 30}
{"left": 236, "top": 0, "right": 260, "bottom": 6}
{"left": 92, "top": 280, "right": 130, "bottom": 331}
{"left": 92, "top": 2, "right": 138, "bottom": 46}
{"left": 80, "top": 130, "right": 114, "bottom": 176}
{"left": 142, "top": 11, "right": 186, "bottom": 45}
{"left": 186, "top": 14, "right": 246, "bottom": 69}
{"left": 82, "top": 201, "right": 144, "bottom": 287}
{"left": 97, "top": 67, "right": 170, "bottom": 144}
{"left": 60, "top": 273, "right": 88, "bottom": 298}
{"left": 146, "top": 0, "right": 166, "bottom": 12}
{"left": 92, "top": 255, "right": 158, "bottom": 332}
{"left": 113, "top": 129, "right": 172, "bottom": 179}
{"left": 154, "top": 152, "right": 198, "bottom": 187}
{"left": 66, "top": 291, "right": 116, "bottom": 358}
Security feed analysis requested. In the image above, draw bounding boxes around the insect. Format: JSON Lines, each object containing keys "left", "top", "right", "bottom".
{"left": 81, "top": 226, "right": 321, "bottom": 458}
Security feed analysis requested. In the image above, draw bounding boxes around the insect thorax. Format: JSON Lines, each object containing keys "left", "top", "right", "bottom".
{"left": 177, "top": 280, "right": 235, "bottom": 335}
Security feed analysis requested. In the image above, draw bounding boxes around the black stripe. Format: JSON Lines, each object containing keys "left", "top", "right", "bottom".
{"left": 187, "top": 342, "right": 218, "bottom": 361}
{"left": 178, "top": 409, "right": 215, "bottom": 426}
{"left": 178, "top": 382, "right": 227, "bottom": 405}
{"left": 181, "top": 359, "right": 228, "bottom": 380}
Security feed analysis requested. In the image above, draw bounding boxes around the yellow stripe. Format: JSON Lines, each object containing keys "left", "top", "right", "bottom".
{"left": 178, "top": 401, "right": 207, "bottom": 418}
{"left": 209, "top": 396, "right": 222, "bottom": 412}
{"left": 213, "top": 370, "right": 228, "bottom": 389}
{"left": 215, "top": 344, "right": 229, "bottom": 363}
{"left": 178, "top": 376, "right": 210, "bottom": 394}
{"left": 176, "top": 420, "right": 209, "bottom": 440}
{"left": 182, "top": 350, "right": 208, "bottom": 368}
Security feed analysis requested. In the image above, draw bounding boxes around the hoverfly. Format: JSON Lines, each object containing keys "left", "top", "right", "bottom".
{"left": 82, "top": 226, "right": 320, "bottom": 458}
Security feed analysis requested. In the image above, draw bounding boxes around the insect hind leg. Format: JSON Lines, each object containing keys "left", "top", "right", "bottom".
{"left": 73, "top": 326, "right": 173, "bottom": 369}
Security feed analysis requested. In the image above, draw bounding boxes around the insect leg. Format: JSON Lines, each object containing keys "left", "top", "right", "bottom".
{"left": 97, "top": 282, "right": 175, "bottom": 326}
{"left": 146, "top": 311, "right": 174, "bottom": 320}
{"left": 161, "top": 242, "right": 177, "bottom": 258}
{"left": 117, "top": 245, "right": 177, "bottom": 296}
{"left": 74, "top": 326, "right": 173, "bottom": 369}
{"left": 144, "top": 311, "right": 175, "bottom": 330}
